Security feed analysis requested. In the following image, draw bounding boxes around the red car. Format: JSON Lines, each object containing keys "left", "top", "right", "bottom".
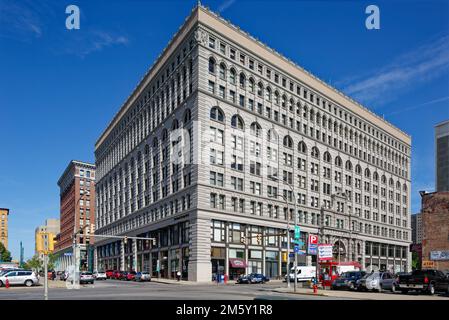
{"left": 105, "top": 270, "right": 114, "bottom": 279}
{"left": 113, "top": 270, "right": 123, "bottom": 280}
{"left": 125, "top": 271, "right": 136, "bottom": 281}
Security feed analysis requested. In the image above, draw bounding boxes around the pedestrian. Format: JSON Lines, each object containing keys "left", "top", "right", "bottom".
{"left": 52, "top": 270, "right": 56, "bottom": 281}
{"left": 176, "top": 270, "right": 181, "bottom": 281}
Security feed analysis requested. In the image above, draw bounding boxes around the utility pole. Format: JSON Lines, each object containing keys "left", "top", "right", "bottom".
{"left": 43, "top": 253, "right": 48, "bottom": 300}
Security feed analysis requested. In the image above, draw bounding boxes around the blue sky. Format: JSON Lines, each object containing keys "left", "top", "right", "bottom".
{"left": 1, "top": 0, "right": 448, "bottom": 260}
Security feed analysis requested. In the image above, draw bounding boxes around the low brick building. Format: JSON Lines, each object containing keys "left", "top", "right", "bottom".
{"left": 421, "top": 191, "right": 449, "bottom": 271}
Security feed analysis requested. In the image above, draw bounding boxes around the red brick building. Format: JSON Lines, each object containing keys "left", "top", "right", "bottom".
{"left": 54, "top": 160, "right": 96, "bottom": 271}
{"left": 421, "top": 191, "right": 449, "bottom": 271}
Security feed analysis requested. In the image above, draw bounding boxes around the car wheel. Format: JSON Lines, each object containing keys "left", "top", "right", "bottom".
{"left": 391, "top": 284, "right": 396, "bottom": 293}
{"left": 0, "top": 281, "right": 3, "bottom": 287}
{"left": 25, "top": 280, "right": 33, "bottom": 287}
{"left": 428, "top": 284, "right": 435, "bottom": 296}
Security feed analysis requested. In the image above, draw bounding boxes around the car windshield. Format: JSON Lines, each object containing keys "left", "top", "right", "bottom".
{"left": 82, "top": 272, "right": 92, "bottom": 275}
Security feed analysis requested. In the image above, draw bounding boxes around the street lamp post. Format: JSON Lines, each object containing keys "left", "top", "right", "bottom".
{"left": 268, "top": 176, "right": 298, "bottom": 291}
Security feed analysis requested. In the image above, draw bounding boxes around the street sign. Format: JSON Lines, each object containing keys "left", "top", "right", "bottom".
{"left": 293, "top": 239, "right": 304, "bottom": 246}
{"left": 288, "top": 253, "right": 295, "bottom": 258}
{"left": 294, "top": 226, "right": 301, "bottom": 240}
{"left": 318, "top": 244, "right": 333, "bottom": 261}
{"left": 63, "top": 252, "right": 72, "bottom": 257}
{"left": 294, "top": 245, "right": 299, "bottom": 253}
{"left": 156, "top": 259, "right": 160, "bottom": 272}
{"left": 308, "top": 235, "right": 318, "bottom": 255}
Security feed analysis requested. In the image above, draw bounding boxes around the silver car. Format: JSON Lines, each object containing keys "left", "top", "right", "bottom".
{"left": 0, "top": 270, "right": 39, "bottom": 287}
{"left": 93, "top": 270, "right": 107, "bottom": 280}
{"left": 359, "top": 271, "right": 396, "bottom": 292}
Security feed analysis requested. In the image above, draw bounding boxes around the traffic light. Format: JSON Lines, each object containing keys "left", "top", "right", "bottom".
{"left": 47, "top": 233, "right": 56, "bottom": 252}
{"left": 240, "top": 235, "right": 246, "bottom": 244}
{"left": 282, "top": 252, "right": 287, "bottom": 262}
{"left": 256, "top": 234, "right": 262, "bottom": 245}
{"left": 36, "top": 232, "right": 45, "bottom": 253}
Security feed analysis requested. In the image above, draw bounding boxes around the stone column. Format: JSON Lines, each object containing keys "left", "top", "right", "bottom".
{"left": 93, "top": 246, "right": 98, "bottom": 271}
{"left": 120, "top": 240, "right": 125, "bottom": 271}
{"left": 187, "top": 215, "right": 212, "bottom": 282}
{"left": 225, "top": 246, "right": 229, "bottom": 278}
{"left": 132, "top": 239, "right": 138, "bottom": 271}
{"left": 244, "top": 227, "right": 249, "bottom": 274}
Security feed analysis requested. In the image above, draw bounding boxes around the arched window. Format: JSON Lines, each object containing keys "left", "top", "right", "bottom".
{"left": 335, "top": 156, "right": 342, "bottom": 167}
{"left": 364, "top": 168, "right": 371, "bottom": 178}
{"left": 403, "top": 183, "right": 407, "bottom": 192}
{"left": 231, "top": 114, "right": 244, "bottom": 130}
{"left": 239, "top": 73, "right": 246, "bottom": 88}
{"left": 152, "top": 137, "right": 158, "bottom": 148}
{"left": 389, "top": 178, "right": 394, "bottom": 187}
{"left": 345, "top": 160, "right": 352, "bottom": 171}
{"left": 265, "top": 87, "right": 272, "bottom": 101}
{"left": 183, "top": 109, "right": 191, "bottom": 124}
{"left": 274, "top": 91, "right": 280, "bottom": 105}
{"left": 229, "top": 68, "right": 236, "bottom": 84}
{"left": 172, "top": 119, "right": 179, "bottom": 130}
{"left": 355, "top": 164, "right": 362, "bottom": 175}
{"left": 298, "top": 141, "right": 307, "bottom": 154}
{"left": 381, "top": 175, "right": 386, "bottom": 184}
{"left": 162, "top": 129, "right": 168, "bottom": 142}
{"left": 267, "top": 129, "right": 278, "bottom": 142}
{"left": 283, "top": 135, "right": 293, "bottom": 148}
{"left": 249, "top": 78, "right": 255, "bottom": 93}
{"left": 257, "top": 82, "right": 263, "bottom": 97}
{"left": 208, "top": 57, "right": 216, "bottom": 73}
{"left": 219, "top": 63, "right": 226, "bottom": 80}
{"left": 144, "top": 144, "right": 150, "bottom": 155}
{"left": 323, "top": 151, "right": 331, "bottom": 163}
{"left": 311, "top": 147, "right": 320, "bottom": 159}
{"left": 210, "top": 107, "right": 224, "bottom": 122}
{"left": 396, "top": 181, "right": 401, "bottom": 189}
{"left": 250, "top": 122, "right": 262, "bottom": 137}
{"left": 373, "top": 172, "right": 379, "bottom": 181}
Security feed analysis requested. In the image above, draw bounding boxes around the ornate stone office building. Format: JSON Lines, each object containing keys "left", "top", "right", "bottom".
{"left": 94, "top": 5, "right": 412, "bottom": 281}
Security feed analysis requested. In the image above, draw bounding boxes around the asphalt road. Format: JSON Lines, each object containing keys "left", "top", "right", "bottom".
{"left": 0, "top": 280, "right": 338, "bottom": 300}
{"left": 0, "top": 280, "right": 447, "bottom": 300}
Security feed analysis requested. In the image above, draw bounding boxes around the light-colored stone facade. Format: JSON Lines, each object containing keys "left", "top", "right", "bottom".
{"left": 94, "top": 5, "right": 412, "bottom": 281}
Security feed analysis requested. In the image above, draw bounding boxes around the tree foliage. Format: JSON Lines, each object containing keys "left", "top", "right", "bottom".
{"left": 0, "top": 242, "right": 12, "bottom": 262}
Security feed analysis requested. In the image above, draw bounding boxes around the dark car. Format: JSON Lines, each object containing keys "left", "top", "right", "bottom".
{"left": 397, "top": 269, "right": 449, "bottom": 295}
{"left": 237, "top": 273, "right": 269, "bottom": 284}
{"left": 332, "top": 271, "right": 367, "bottom": 291}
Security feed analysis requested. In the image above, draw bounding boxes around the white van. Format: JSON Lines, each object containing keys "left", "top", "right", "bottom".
{"left": 286, "top": 266, "right": 316, "bottom": 282}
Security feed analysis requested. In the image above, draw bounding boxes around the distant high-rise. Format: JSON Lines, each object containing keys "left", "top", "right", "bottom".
{"left": 54, "top": 160, "right": 96, "bottom": 271}
{"left": 35, "top": 218, "right": 60, "bottom": 256}
{"left": 435, "top": 120, "right": 449, "bottom": 192}
{"left": 411, "top": 213, "right": 423, "bottom": 244}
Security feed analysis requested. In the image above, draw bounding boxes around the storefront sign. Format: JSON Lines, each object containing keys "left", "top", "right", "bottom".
{"left": 229, "top": 258, "right": 247, "bottom": 268}
{"left": 430, "top": 250, "right": 449, "bottom": 261}
{"left": 422, "top": 260, "right": 435, "bottom": 268}
{"left": 318, "top": 244, "right": 333, "bottom": 261}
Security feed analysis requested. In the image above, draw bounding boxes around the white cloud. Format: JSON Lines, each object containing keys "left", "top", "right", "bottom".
{"left": 218, "top": 0, "right": 236, "bottom": 13}
{"left": 338, "top": 34, "right": 449, "bottom": 106}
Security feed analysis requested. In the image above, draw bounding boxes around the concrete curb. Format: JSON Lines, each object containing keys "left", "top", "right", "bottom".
{"left": 272, "top": 288, "right": 329, "bottom": 297}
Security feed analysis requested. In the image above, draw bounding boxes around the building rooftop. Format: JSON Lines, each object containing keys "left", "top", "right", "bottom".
{"left": 96, "top": 4, "right": 412, "bottom": 149}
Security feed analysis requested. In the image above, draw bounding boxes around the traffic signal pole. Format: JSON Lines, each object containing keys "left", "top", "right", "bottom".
{"left": 43, "top": 254, "right": 48, "bottom": 300}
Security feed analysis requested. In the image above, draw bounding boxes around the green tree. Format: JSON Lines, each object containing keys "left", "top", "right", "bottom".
{"left": 0, "top": 242, "right": 12, "bottom": 262}
{"left": 411, "top": 251, "right": 421, "bottom": 270}
{"left": 23, "top": 254, "right": 42, "bottom": 271}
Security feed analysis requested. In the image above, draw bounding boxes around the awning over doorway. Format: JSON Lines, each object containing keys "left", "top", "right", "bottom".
{"left": 229, "top": 258, "right": 247, "bottom": 268}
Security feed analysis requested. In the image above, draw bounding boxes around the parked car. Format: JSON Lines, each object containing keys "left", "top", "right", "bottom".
{"left": 80, "top": 272, "right": 95, "bottom": 284}
{"left": 237, "top": 273, "right": 269, "bottom": 284}
{"left": 0, "top": 270, "right": 39, "bottom": 287}
{"left": 358, "top": 271, "right": 396, "bottom": 292}
{"left": 93, "top": 270, "right": 107, "bottom": 280}
{"left": 332, "top": 271, "right": 366, "bottom": 291}
{"left": 397, "top": 269, "right": 449, "bottom": 295}
{"left": 126, "top": 271, "right": 136, "bottom": 281}
{"left": 112, "top": 270, "right": 123, "bottom": 280}
{"left": 105, "top": 270, "right": 114, "bottom": 279}
{"left": 135, "top": 271, "right": 151, "bottom": 282}
{"left": 285, "top": 266, "right": 316, "bottom": 282}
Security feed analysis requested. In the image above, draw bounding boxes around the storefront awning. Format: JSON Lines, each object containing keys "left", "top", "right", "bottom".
{"left": 229, "top": 258, "right": 247, "bottom": 268}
